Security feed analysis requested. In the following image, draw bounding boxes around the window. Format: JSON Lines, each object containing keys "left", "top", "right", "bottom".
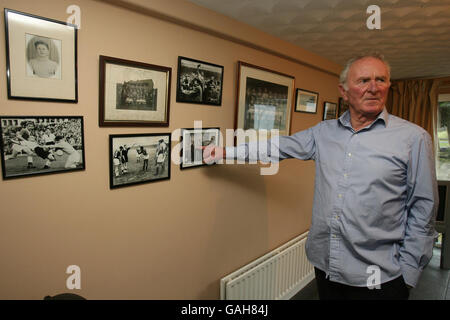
{"left": 436, "top": 94, "right": 450, "bottom": 181}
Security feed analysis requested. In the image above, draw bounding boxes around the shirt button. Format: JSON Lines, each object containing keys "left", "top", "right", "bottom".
{"left": 338, "top": 194, "right": 342, "bottom": 198}
{"left": 348, "top": 153, "right": 352, "bottom": 157}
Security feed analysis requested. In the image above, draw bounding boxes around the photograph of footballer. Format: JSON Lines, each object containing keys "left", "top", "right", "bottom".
{"left": 109, "top": 133, "right": 171, "bottom": 189}
{"left": 0, "top": 116, "right": 85, "bottom": 179}
{"left": 4, "top": 9, "right": 78, "bottom": 102}
{"left": 180, "top": 127, "right": 220, "bottom": 170}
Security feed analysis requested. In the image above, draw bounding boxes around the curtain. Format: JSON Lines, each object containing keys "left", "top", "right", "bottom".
{"left": 386, "top": 78, "right": 440, "bottom": 143}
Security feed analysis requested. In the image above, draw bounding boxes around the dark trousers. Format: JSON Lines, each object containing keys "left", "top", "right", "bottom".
{"left": 314, "top": 268, "right": 410, "bottom": 300}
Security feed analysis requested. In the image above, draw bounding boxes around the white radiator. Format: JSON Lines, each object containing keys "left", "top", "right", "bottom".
{"left": 220, "top": 231, "right": 314, "bottom": 300}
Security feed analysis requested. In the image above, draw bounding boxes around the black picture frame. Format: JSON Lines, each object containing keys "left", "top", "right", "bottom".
{"left": 294, "top": 88, "right": 319, "bottom": 114}
{"left": 0, "top": 116, "right": 85, "bottom": 179}
{"left": 180, "top": 127, "right": 220, "bottom": 170}
{"left": 176, "top": 56, "right": 224, "bottom": 106}
{"left": 323, "top": 101, "right": 338, "bottom": 120}
{"left": 4, "top": 9, "right": 78, "bottom": 102}
{"left": 99, "top": 55, "right": 171, "bottom": 127}
{"left": 109, "top": 133, "right": 171, "bottom": 189}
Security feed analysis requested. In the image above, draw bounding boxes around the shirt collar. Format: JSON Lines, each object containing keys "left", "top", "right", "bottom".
{"left": 338, "top": 107, "right": 389, "bottom": 131}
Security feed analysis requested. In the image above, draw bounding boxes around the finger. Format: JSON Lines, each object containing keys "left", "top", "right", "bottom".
{"left": 203, "top": 147, "right": 214, "bottom": 164}
{"left": 203, "top": 155, "right": 215, "bottom": 165}
{"left": 202, "top": 145, "right": 212, "bottom": 155}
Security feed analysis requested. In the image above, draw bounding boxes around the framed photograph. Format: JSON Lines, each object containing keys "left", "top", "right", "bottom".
{"left": 180, "top": 127, "right": 220, "bottom": 169}
{"left": 109, "top": 133, "right": 171, "bottom": 189}
{"left": 323, "top": 101, "right": 338, "bottom": 120}
{"left": 0, "top": 116, "right": 85, "bottom": 179}
{"left": 99, "top": 55, "right": 171, "bottom": 127}
{"left": 236, "top": 61, "right": 294, "bottom": 138}
{"left": 295, "top": 89, "right": 319, "bottom": 114}
{"left": 338, "top": 97, "right": 350, "bottom": 117}
{"left": 176, "top": 56, "right": 224, "bottom": 106}
{"left": 4, "top": 9, "right": 78, "bottom": 102}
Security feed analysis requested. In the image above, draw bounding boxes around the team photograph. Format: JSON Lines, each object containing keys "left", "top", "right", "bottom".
{"left": 176, "top": 56, "right": 224, "bottom": 106}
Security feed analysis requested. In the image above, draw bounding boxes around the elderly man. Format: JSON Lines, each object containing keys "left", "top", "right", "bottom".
{"left": 203, "top": 53, "right": 438, "bottom": 300}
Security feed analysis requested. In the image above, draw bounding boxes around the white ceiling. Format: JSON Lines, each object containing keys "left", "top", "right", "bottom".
{"left": 188, "top": 0, "right": 450, "bottom": 80}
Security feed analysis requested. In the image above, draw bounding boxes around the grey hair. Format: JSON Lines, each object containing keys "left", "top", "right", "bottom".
{"left": 339, "top": 52, "right": 391, "bottom": 90}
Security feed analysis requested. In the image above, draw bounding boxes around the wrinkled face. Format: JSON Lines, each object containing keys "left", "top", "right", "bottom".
{"left": 339, "top": 57, "right": 390, "bottom": 118}
{"left": 36, "top": 44, "right": 49, "bottom": 57}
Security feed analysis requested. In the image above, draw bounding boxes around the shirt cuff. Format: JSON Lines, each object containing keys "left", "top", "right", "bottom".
{"left": 400, "top": 263, "right": 422, "bottom": 288}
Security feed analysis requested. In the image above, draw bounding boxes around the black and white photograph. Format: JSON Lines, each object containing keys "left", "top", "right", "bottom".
{"left": 26, "top": 34, "right": 61, "bottom": 79}
{"left": 176, "top": 56, "right": 224, "bottom": 106}
{"left": 99, "top": 55, "right": 171, "bottom": 127}
{"left": 115, "top": 78, "right": 157, "bottom": 111}
{"left": 4, "top": 9, "right": 77, "bottom": 102}
{"left": 181, "top": 128, "right": 220, "bottom": 169}
{"left": 109, "top": 133, "right": 171, "bottom": 189}
{"left": 0, "top": 116, "right": 85, "bottom": 179}
{"left": 243, "top": 77, "right": 289, "bottom": 131}
{"left": 236, "top": 62, "right": 294, "bottom": 138}
{"left": 323, "top": 101, "right": 338, "bottom": 120}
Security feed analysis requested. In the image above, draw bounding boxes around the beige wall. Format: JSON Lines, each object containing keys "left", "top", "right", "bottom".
{"left": 0, "top": 0, "right": 341, "bottom": 299}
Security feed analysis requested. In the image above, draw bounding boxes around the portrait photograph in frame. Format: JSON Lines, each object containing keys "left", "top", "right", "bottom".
{"left": 180, "top": 127, "right": 220, "bottom": 170}
{"left": 236, "top": 61, "right": 294, "bottom": 139}
{"left": 0, "top": 116, "right": 85, "bottom": 180}
{"left": 295, "top": 88, "right": 319, "bottom": 114}
{"left": 99, "top": 55, "right": 171, "bottom": 127}
{"left": 176, "top": 56, "right": 224, "bottom": 106}
{"left": 109, "top": 133, "right": 171, "bottom": 189}
{"left": 323, "top": 101, "right": 338, "bottom": 120}
{"left": 4, "top": 9, "right": 78, "bottom": 102}
{"left": 338, "top": 97, "right": 350, "bottom": 117}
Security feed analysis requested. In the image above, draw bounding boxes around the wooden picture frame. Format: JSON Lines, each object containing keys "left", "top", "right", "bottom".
{"left": 180, "top": 127, "right": 220, "bottom": 170}
{"left": 99, "top": 55, "right": 171, "bottom": 127}
{"left": 176, "top": 56, "right": 224, "bottom": 106}
{"left": 4, "top": 9, "right": 78, "bottom": 102}
{"left": 0, "top": 116, "right": 85, "bottom": 179}
{"left": 295, "top": 88, "right": 319, "bottom": 114}
{"left": 235, "top": 61, "right": 294, "bottom": 138}
{"left": 323, "top": 101, "right": 338, "bottom": 120}
{"left": 109, "top": 133, "right": 171, "bottom": 189}
{"left": 338, "top": 97, "right": 350, "bottom": 117}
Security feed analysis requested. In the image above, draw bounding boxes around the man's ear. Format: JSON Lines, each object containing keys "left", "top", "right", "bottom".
{"left": 338, "top": 84, "right": 348, "bottom": 101}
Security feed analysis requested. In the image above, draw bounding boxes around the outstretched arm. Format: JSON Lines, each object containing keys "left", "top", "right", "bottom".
{"left": 202, "top": 125, "right": 319, "bottom": 165}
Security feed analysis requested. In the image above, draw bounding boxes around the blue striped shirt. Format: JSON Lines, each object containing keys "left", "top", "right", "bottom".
{"left": 227, "top": 108, "right": 438, "bottom": 287}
